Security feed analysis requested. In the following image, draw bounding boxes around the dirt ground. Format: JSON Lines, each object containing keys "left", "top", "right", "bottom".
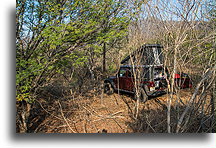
{"left": 29, "top": 87, "right": 213, "bottom": 133}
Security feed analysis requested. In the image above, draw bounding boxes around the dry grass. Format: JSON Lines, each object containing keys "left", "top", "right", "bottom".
{"left": 28, "top": 87, "right": 214, "bottom": 133}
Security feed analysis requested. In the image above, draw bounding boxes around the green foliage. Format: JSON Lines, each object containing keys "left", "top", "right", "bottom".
{"left": 108, "top": 64, "right": 117, "bottom": 73}
{"left": 191, "top": 43, "right": 215, "bottom": 65}
{"left": 16, "top": 0, "right": 131, "bottom": 102}
{"left": 16, "top": 58, "right": 43, "bottom": 102}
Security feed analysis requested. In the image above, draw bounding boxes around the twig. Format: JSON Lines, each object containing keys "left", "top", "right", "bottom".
{"left": 58, "top": 101, "right": 76, "bottom": 133}
{"left": 176, "top": 68, "right": 213, "bottom": 133}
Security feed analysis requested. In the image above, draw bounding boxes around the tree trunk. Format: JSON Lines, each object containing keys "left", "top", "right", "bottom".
{"left": 210, "top": 86, "right": 215, "bottom": 132}
{"left": 102, "top": 42, "right": 106, "bottom": 73}
{"left": 168, "top": 44, "right": 178, "bottom": 133}
{"left": 16, "top": 101, "right": 31, "bottom": 133}
{"left": 210, "top": 44, "right": 216, "bottom": 133}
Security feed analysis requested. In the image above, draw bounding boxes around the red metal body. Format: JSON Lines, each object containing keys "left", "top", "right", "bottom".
{"left": 174, "top": 73, "right": 193, "bottom": 88}
{"left": 105, "top": 66, "right": 192, "bottom": 96}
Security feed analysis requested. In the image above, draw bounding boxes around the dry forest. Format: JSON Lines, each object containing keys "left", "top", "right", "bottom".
{"left": 16, "top": 0, "right": 215, "bottom": 133}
